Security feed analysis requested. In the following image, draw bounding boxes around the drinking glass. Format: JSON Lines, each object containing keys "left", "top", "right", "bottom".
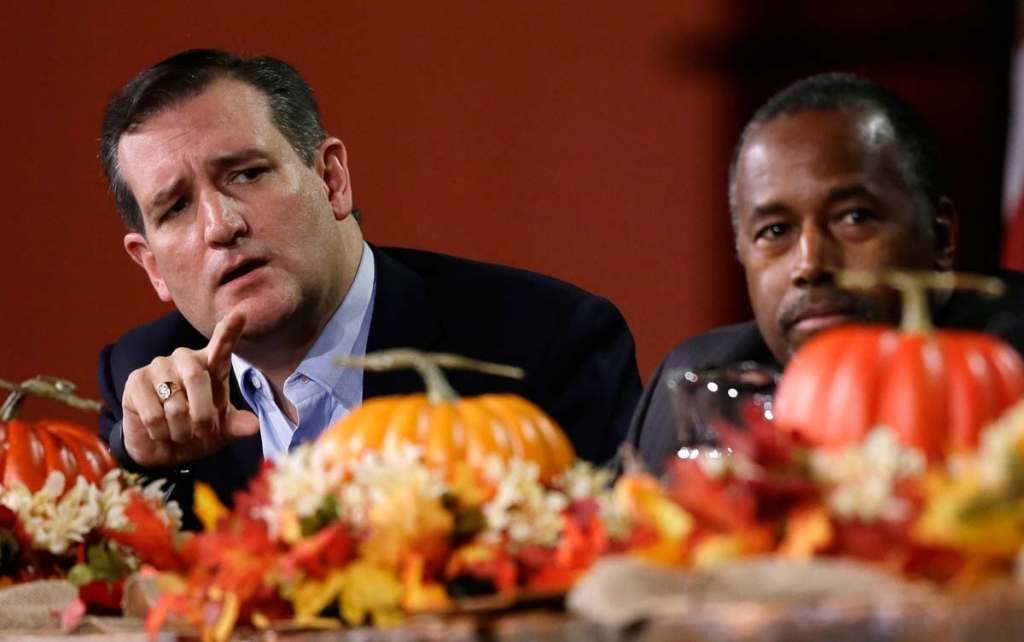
{"left": 664, "top": 362, "right": 780, "bottom": 462}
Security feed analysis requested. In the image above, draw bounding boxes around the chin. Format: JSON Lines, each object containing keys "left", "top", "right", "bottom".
{"left": 226, "top": 298, "right": 297, "bottom": 336}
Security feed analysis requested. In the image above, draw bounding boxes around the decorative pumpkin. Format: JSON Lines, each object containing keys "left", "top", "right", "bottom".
{"left": 0, "top": 376, "right": 116, "bottom": 492}
{"left": 774, "top": 271, "right": 1024, "bottom": 461}
{"left": 318, "top": 349, "right": 576, "bottom": 485}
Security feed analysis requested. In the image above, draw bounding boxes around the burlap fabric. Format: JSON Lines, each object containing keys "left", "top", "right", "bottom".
{"left": 0, "top": 580, "right": 77, "bottom": 631}
{"left": 0, "top": 574, "right": 159, "bottom": 636}
{"left": 568, "top": 557, "right": 1024, "bottom": 642}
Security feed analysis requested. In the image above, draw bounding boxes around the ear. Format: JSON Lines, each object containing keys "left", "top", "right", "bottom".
{"left": 932, "top": 197, "right": 957, "bottom": 270}
{"left": 316, "top": 137, "right": 354, "bottom": 221}
{"left": 124, "top": 232, "right": 173, "bottom": 302}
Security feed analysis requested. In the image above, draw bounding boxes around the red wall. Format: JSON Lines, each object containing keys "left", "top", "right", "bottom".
{"left": 0, "top": 1, "right": 1008, "bottom": 422}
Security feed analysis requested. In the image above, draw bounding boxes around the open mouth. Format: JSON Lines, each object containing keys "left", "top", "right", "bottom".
{"left": 220, "top": 259, "right": 268, "bottom": 286}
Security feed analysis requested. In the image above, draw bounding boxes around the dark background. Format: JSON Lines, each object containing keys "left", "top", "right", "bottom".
{"left": 0, "top": 1, "right": 1013, "bottom": 421}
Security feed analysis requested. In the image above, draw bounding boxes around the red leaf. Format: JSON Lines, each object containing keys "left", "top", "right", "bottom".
{"left": 103, "top": 493, "right": 186, "bottom": 572}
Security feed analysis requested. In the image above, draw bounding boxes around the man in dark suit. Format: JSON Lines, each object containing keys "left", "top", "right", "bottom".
{"left": 628, "top": 73, "right": 1024, "bottom": 473}
{"left": 96, "top": 49, "right": 641, "bottom": 529}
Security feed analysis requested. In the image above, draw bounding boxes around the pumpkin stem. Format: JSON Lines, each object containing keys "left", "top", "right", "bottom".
{"left": 836, "top": 270, "right": 1005, "bottom": 334}
{"left": 334, "top": 349, "right": 525, "bottom": 404}
{"left": 0, "top": 376, "right": 105, "bottom": 421}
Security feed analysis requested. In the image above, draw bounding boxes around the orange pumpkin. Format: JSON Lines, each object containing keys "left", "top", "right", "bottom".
{"left": 0, "top": 377, "right": 117, "bottom": 492}
{"left": 774, "top": 271, "right": 1024, "bottom": 460}
{"left": 318, "top": 350, "right": 576, "bottom": 485}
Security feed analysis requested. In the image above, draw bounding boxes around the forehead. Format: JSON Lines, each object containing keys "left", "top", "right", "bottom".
{"left": 735, "top": 109, "right": 911, "bottom": 210}
{"left": 116, "top": 80, "right": 283, "bottom": 187}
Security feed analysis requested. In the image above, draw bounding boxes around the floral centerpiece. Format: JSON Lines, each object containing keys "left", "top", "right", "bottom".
{"left": 646, "top": 271, "right": 1024, "bottom": 584}
{"left": 147, "top": 445, "right": 655, "bottom": 638}
{"left": 654, "top": 397, "right": 1024, "bottom": 583}
{"left": 0, "top": 376, "right": 184, "bottom": 617}
{"left": 146, "top": 350, "right": 670, "bottom": 640}
{"left": 1, "top": 469, "right": 182, "bottom": 610}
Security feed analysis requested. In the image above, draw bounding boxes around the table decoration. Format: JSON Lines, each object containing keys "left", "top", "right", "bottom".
{"left": 145, "top": 350, "right": 669, "bottom": 641}
{"left": 0, "top": 376, "right": 184, "bottom": 630}
{"left": 565, "top": 271, "right": 1024, "bottom": 640}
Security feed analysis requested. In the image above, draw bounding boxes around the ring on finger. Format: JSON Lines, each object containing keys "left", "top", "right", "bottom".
{"left": 156, "top": 381, "right": 181, "bottom": 404}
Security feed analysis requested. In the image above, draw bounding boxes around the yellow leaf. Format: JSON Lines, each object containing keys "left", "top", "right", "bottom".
{"left": 779, "top": 506, "right": 833, "bottom": 559}
{"left": 339, "top": 561, "right": 404, "bottom": 627}
{"left": 291, "top": 569, "right": 347, "bottom": 618}
{"left": 360, "top": 486, "right": 453, "bottom": 570}
{"left": 448, "top": 462, "right": 493, "bottom": 506}
{"left": 279, "top": 508, "right": 302, "bottom": 545}
{"left": 693, "top": 527, "right": 774, "bottom": 568}
{"left": 203, "top": 590, "right": 238, "bottom": 642}
{"left": 193, "top": 482, "right": 228, "bottom": 532}
{"left": 617, "top": 474, "right": 693, "bottom": 565}
{"left": 447, "top": 542, "right": 498, "bottom": 566}
{"left": 693, "top": 534, "right": 746, "bottom": 568}
{"left": 914, "top": 488, "right": 1024, "bottom": 558}
{"left": 402, "top": 554, "right": 453, "bottom": 613}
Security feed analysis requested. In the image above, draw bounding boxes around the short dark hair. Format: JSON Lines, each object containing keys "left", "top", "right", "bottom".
{"left": 728, "top": 72, "right": 944, "bottom": 232}
{"left": 100, "top": 49, "right": 328, "bottom": 233}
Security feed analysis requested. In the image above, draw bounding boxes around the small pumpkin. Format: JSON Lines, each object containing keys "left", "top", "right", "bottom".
{"left": 318, "top": 350, "right": 576, "bottom": 484}
{"left": 774, "top": 271, "right": 1024, "bottom": 460}
{"left": 0, "top": 376, "right": 116, "bottom": 492}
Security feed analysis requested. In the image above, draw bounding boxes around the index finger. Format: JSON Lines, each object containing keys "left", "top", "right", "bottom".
{"left": 205, "top": 309, "right": 247, "bottom": 376}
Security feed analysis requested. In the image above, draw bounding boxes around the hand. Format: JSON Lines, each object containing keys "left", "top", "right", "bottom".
{"left": 121, "top": 309, "right": 260, "bottom": 467}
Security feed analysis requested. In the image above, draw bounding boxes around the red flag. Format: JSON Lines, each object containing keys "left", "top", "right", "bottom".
{"left": 1003, "top": 4, "right": 1024, "bottom": 270}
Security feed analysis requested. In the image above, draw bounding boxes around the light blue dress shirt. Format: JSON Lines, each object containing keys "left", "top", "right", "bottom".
{"left": 230, "top": 242, "right": 376, "bottom": 462}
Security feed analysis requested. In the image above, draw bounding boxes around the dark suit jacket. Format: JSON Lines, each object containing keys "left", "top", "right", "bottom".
{"left": 98, "top": 245, "right": 641, "bottom": 528}
{"left": 627, "top": 269, "right": 1024, "bottom": 474}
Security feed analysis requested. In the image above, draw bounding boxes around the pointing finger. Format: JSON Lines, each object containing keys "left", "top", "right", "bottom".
{"left": 205, "top": 309, "right": 247, "bottom": 379}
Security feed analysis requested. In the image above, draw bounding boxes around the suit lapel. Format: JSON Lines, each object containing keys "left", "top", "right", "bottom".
{"left": 362, "top": 245, "right": 441, "bottom": 398}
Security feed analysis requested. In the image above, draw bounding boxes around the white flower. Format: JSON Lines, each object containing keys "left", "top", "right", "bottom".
{"left": 810, "top": 427, "right": 926, "bottom": 523}
{"left": 973, "top": 399, "right": 1024, "bottom": 491}
{"left": 554, "top": 461, "right": 631, "bottom": 540}
{"left": 1, "top": 472, "right": 103, "bottom": 555}
{"left": 556, "top": 461, "right": 614, "bottom": 501}
{"left": 480, "top": 458, "right": 567, "bottom": 547}
{"left": 336, "top": 445, "right": 446, "bottom": 529}
{"left": 0, "top": 470, "right": 183, "bottom": 559}
{"left": 257, "top": 442, "right": 348, "bottom": 534}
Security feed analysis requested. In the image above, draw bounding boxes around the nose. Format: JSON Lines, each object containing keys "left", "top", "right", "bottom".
{"left": 790, "top": 222, "right": 839, "bottom": 287}
{"left": 201, "top": 192, "right": 248, "bottom": 247}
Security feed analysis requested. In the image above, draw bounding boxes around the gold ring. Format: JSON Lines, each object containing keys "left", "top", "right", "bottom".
{"left": 156, "top": 381, "right": 180, "bottom": 403}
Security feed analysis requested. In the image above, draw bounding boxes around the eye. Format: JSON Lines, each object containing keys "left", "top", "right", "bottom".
{"left": 157, "top": 198, "right": 189, "bottom": 223}
{"left": 754, "top": 222, "right": 790, "bottom": 242}
{"left": 233, "top": 167, "right": 269, "bottom": 184}
{"left": 836, "top": 209, "right": 876, "bottom": 225}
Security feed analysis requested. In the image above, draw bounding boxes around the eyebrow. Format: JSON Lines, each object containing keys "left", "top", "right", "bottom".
{"left": 824, "top": 184, "right": 874, "bottom": 203}
{"left": 747, "top": 184, "right": 876, "bottom": 223}
{"left": 142, "top": 148, "right": 271, "bottom": 217}
{"left": 208, "top": 148, "right": 271, "bottom": 170}
{"left": 145, "top": 178, "right": 185, "bottom": 218}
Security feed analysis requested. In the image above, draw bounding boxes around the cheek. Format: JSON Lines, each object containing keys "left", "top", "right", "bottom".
{"left": 844, "top": 237, "right": 927, "bottom": 270}
{"left": 744, "top": 253, "right": 786, "bottom": 293}
{"left": 153, "top": 239, "right": 204, "bottom": 284}
{"left": 743, "top": 269, "right": 781, "bottom": 325}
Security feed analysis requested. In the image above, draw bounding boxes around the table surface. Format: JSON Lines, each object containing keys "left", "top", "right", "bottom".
{"left": 9, "top": 582, "right": 1024, "bottom": 642}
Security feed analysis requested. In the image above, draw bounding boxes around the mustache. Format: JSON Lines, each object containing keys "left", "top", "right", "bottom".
{"left": 777, "top": 289, "right": 875, "bottom": 333}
